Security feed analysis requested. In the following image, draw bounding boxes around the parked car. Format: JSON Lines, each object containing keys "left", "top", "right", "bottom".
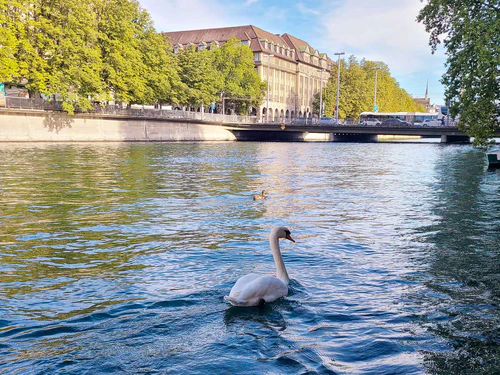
{"left": 292, "top": 117, "right": 307, "bottom": 125}
{"left": 380, "top": 118, "right": 410, "bottom": 127}
{"left": 361, "top": 118, "right": 382, "bottom": 126}
{"left": 423, "top": 119, "right": 442, "bottom": 127}
{"left": 318, "top": 117, "right": 339, "bottom": 125}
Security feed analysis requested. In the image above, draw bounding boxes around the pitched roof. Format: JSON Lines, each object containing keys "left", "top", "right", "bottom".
{"left": 164, "top": 25, "right": 333, "bottom": 68}
{"left": 282, "top": 34, "right": 314, "bottom": 61}
{"left": 164, "top": 25, "right": 297, "bottom": 63}
{"left": 281, "top": 33, "right": 334, "bottom": 68}
{"left": 165, "top": 25, "right": 256, "bottom": 46}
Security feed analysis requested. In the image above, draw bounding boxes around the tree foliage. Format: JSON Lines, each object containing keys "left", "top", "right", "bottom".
{"left": 177, "top": 45, "right": 222, "bottom": 108}
{"left": 0, "top": 0, "right": 26, "bottom": 83}
{"left": 417, "top": 0, "right": 500, "bottom": 146}
{"left": 174, "top": 36, "right": 265, "bottom": 114}
{"left": 0, "top": 0, "right": 183, "bottom": 113}
{"left": 314, "top": 56, "right": 425, "bottom": 119}
{"left": 1, "top": 1, "right": 265, "bottom": 115}
{"left": 211, "top": 36, "right": 266, "bottom": 114}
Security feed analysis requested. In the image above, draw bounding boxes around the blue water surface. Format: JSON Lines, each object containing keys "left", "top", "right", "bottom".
{"left": 0, "top": 142, "right": 499, "bottom": 374}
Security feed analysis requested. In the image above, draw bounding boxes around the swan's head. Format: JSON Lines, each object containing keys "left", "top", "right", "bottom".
{"left": 272, "top": 226, "right": 295, "bottom": 243}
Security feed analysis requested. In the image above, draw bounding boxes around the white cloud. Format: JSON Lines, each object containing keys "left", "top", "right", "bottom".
{"left": 318, "top": 0, "right": 447, "bottom": 102}
{"left": 320, "top": 0, "right": 442, "bottom": 74}
{"left": 246, "top": 0, "right": 259, "bottom": 5}
{"left": 296, "top": 2, "right": 320, "bottom": 16}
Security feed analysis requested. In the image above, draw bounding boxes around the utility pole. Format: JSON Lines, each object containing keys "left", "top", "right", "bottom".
{"left": 318, "top": 68, "right": 325, "bottom": 118}
{"left": 334, "top": 52, "right": 345, "bottom": 124}
{"left": 306, "top": 73, "right": 311, "bottom": 124}
{"left": 372, "top": 67, "right": 380, "bottom": 112}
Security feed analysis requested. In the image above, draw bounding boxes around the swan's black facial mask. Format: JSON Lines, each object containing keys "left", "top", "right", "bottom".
{"left": 284, "top": 231, "right": 295, "bottom": 243}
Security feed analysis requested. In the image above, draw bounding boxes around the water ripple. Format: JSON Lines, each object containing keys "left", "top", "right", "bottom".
{"left": 0, "top": 142, "right": 498, "bottom": 374}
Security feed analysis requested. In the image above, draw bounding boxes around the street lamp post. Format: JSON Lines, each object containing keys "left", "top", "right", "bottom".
{"left": 263, "top": 54, "right": 274, "bottom": 122}
{"left": 372, "top": 67, "right": 380, "bottom": 112}
{"left": 334, "top": 52, "right": 345, "bottom": 124}
{"left": 306, "top": 73, "right": 311, "bottom": 124}
{"left": 318, "top": 68, "right": 325, "bottom": 118}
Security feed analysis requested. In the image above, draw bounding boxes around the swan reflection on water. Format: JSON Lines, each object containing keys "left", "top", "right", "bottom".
{"left": 223, "top": 304, "right": 288, "bottom": 332}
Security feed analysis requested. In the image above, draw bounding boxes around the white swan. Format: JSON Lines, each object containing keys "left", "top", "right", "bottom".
{"left": 224, "top": 226, "right": 295, "bottom": 307}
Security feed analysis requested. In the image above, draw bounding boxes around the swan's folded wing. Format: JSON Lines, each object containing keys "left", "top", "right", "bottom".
{"left": 229, "top": 273, "right": 261, "bottom": 297}
{"left": 237, "top": 276, "right": 288, "bottom": 303}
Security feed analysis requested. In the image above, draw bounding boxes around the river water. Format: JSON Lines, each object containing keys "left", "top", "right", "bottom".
{"left": 0, "top": 142, "right": 498, "bottom": 374}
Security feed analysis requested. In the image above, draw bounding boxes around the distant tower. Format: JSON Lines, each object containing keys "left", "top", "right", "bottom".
{"left": 425, "top": 79, "right": 429, "bottom": 100}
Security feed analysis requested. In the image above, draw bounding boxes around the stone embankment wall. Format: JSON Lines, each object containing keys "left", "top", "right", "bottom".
{"left": 0, "top": 110, "right": 333, "bottom": 142}
{"left": 0, "top": 110, "right": 237, "bottom": 142}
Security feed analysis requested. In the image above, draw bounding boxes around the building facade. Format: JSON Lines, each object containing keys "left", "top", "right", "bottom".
{"left": 164, "top": 25, "right": 334, "bottom": 122}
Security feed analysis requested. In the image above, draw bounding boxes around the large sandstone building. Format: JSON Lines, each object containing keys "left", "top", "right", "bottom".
{"left": 164, "top": 25, "right": 334, "bottom": 121}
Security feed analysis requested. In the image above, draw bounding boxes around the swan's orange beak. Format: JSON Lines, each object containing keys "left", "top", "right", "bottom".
{"left": 285, "top": 233, "right": 295, "bottom": 243}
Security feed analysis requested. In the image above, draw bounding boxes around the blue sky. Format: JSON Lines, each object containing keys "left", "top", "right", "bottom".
{"left": 139, "top": 0, "right": 448, "bottom": 105}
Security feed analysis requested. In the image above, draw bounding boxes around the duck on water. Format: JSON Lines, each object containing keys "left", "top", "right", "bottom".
{"left": 253, "top": 190, "right": 267, "bottom": 200}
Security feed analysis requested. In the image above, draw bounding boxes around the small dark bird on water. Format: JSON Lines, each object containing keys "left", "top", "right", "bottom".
{"left": 253, "top": 190, "right": 266, "bottom": 200}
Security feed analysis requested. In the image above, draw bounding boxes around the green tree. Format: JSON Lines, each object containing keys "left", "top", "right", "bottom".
{"left": 2, "top": 0, "right": 104, "bottom": 112}
{"left": 1, "top": 0, "right": 185, "bottom": 112}
{"left": 0, "top": 0, "right": 24, "bottom": 82}
{"left": 340, "top": 56, "right": 371, "bottom": 118}
{"left": 142, "top": 33, "right": 184, "bottom": 106}
{"left": 177, "top": 45, "right": 223, "bottom": 108}
{"left": 95, "top": 0, "right": 150, "bottom": 105}
{"left": 417, "top": 0, "right": 500, "bottom": 146}
{"left": 314, "top": 59, "right": 346, "bottom": 118}
{"left": 212, "top": 37, "right": 265, "bottom": 115}
{"left": 315, "top": 56, "right": 424, "bottom": 120}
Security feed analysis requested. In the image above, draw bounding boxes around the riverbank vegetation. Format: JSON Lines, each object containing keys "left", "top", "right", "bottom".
{"left": 417, "top": 0, "right": 500, "bottom": 146}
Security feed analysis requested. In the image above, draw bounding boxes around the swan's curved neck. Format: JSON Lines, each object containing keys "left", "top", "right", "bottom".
{"left": 270, "top": 235, "right": 289, "bottom": 285}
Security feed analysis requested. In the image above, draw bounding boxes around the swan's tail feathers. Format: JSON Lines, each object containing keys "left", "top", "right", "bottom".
{"left": 224, "top": 295, "right": 247, "bottom": 306}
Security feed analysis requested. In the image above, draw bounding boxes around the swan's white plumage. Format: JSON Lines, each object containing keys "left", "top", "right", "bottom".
{"left": 224, "top": 227, "right": 294, "bottom": 307}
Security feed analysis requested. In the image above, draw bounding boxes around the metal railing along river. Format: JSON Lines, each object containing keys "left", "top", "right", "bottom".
{"left": 0, "top": 97, "right": 263, "bottom": 124}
